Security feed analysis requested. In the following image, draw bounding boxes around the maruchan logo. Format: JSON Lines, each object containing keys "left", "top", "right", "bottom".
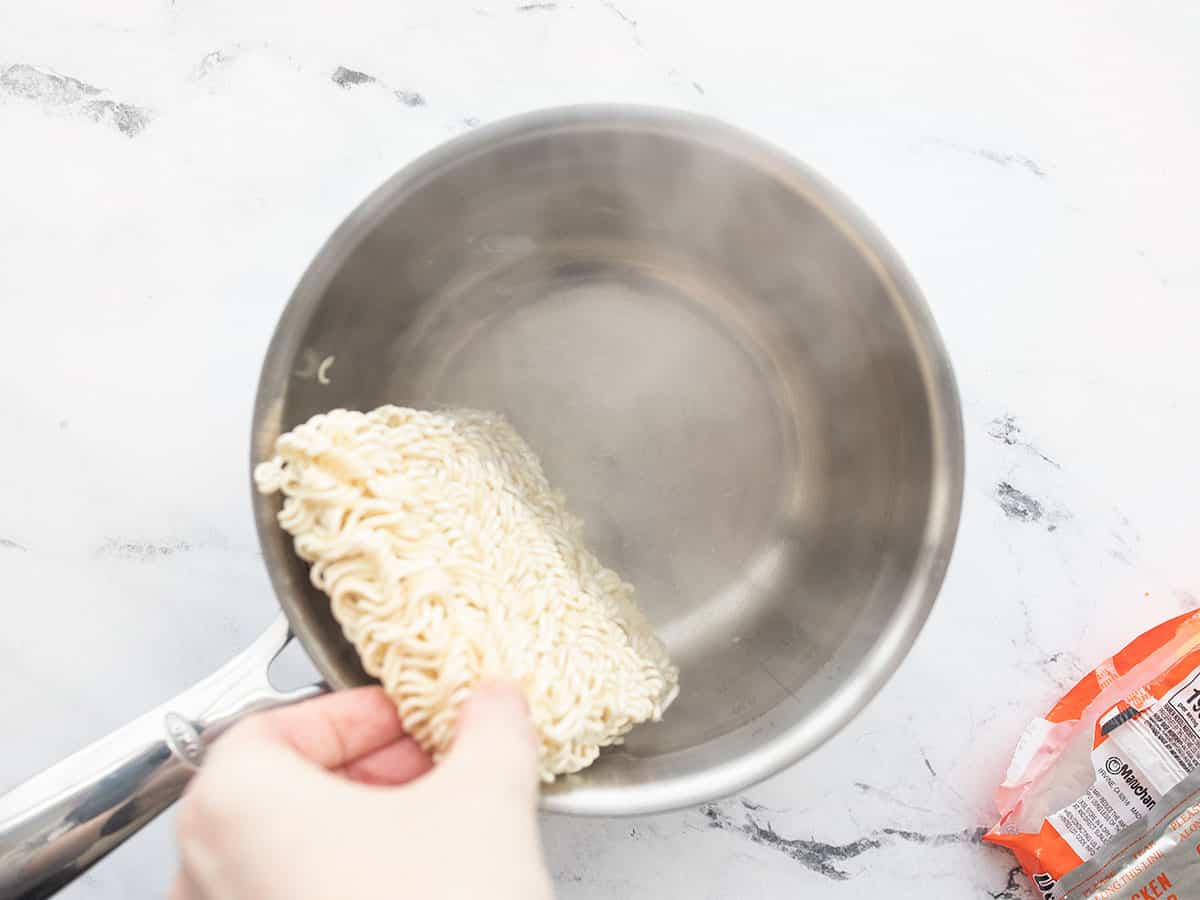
{"left": 1104, "top": 756, "right": 1157, "bottom": 809}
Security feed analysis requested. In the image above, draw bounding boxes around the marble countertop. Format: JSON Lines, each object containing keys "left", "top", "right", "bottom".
{"left": 2, "top": 1, "right": 1199, "bottom": 897}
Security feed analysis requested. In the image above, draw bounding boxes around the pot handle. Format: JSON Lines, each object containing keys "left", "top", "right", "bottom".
{"left": 0, "top": 614, "right": 324, "bottom": 900}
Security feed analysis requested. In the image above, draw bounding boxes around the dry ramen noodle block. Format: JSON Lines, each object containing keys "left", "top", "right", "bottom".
{"left": 255, "top": 405, "right": 679, "bottom": 780}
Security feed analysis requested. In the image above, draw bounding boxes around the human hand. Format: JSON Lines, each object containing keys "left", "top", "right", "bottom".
{"left": 171, "top": 683, "right": 553, "bottom": 900}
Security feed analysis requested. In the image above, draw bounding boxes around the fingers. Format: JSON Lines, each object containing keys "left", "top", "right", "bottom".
{"left": 337, "top": 736, "right": 433, "bottom": 785}
{"left": 440, "top": 681, "right": 539, "bottom": 797}
{"left": 223, "top": 682, "right": 537, "bottom": 797}
{"left": 239, "top": 686, "right": 408, "bottom": 771}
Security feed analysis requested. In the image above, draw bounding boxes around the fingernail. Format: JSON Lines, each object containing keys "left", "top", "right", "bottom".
{"left": 473, "top": 680, "right": 529, "bottom": 716}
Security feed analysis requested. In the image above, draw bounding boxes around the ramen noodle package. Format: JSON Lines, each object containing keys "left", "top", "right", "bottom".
{"left": 1054, "top": 767, "right": 1200, "bottom": 899}
{"left": 987, "top": 609, "right": 1200, "bottom": 898}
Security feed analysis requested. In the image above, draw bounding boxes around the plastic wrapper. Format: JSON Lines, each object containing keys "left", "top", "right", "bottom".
{"left": 1056, "top": 766, "right": 1200, "bottom": 898}
{"left": 986, "top": 610, "right": 1200, "bottom": 897}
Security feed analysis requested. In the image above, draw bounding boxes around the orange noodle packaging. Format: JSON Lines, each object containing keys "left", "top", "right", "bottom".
{"left": 987, "top": 610, "right": 1200, "bottom": 897}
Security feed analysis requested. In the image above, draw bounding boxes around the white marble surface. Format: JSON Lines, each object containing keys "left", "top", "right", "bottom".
{"left": 2, "top": 1, "right": 1199, "bottom": 897}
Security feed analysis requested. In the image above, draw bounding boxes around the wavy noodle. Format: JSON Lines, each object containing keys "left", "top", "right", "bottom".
{"left": 254, "top": 405, "right": 679, "bottom": 780}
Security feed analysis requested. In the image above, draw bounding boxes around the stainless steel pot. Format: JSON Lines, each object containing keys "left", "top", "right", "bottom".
{"left": 0, "top": 105, "right": 964, "bottom": 898}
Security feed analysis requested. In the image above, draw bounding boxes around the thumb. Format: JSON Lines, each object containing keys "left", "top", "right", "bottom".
{"left": 440, "top": 681, "right": 540, "bottom": 799}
